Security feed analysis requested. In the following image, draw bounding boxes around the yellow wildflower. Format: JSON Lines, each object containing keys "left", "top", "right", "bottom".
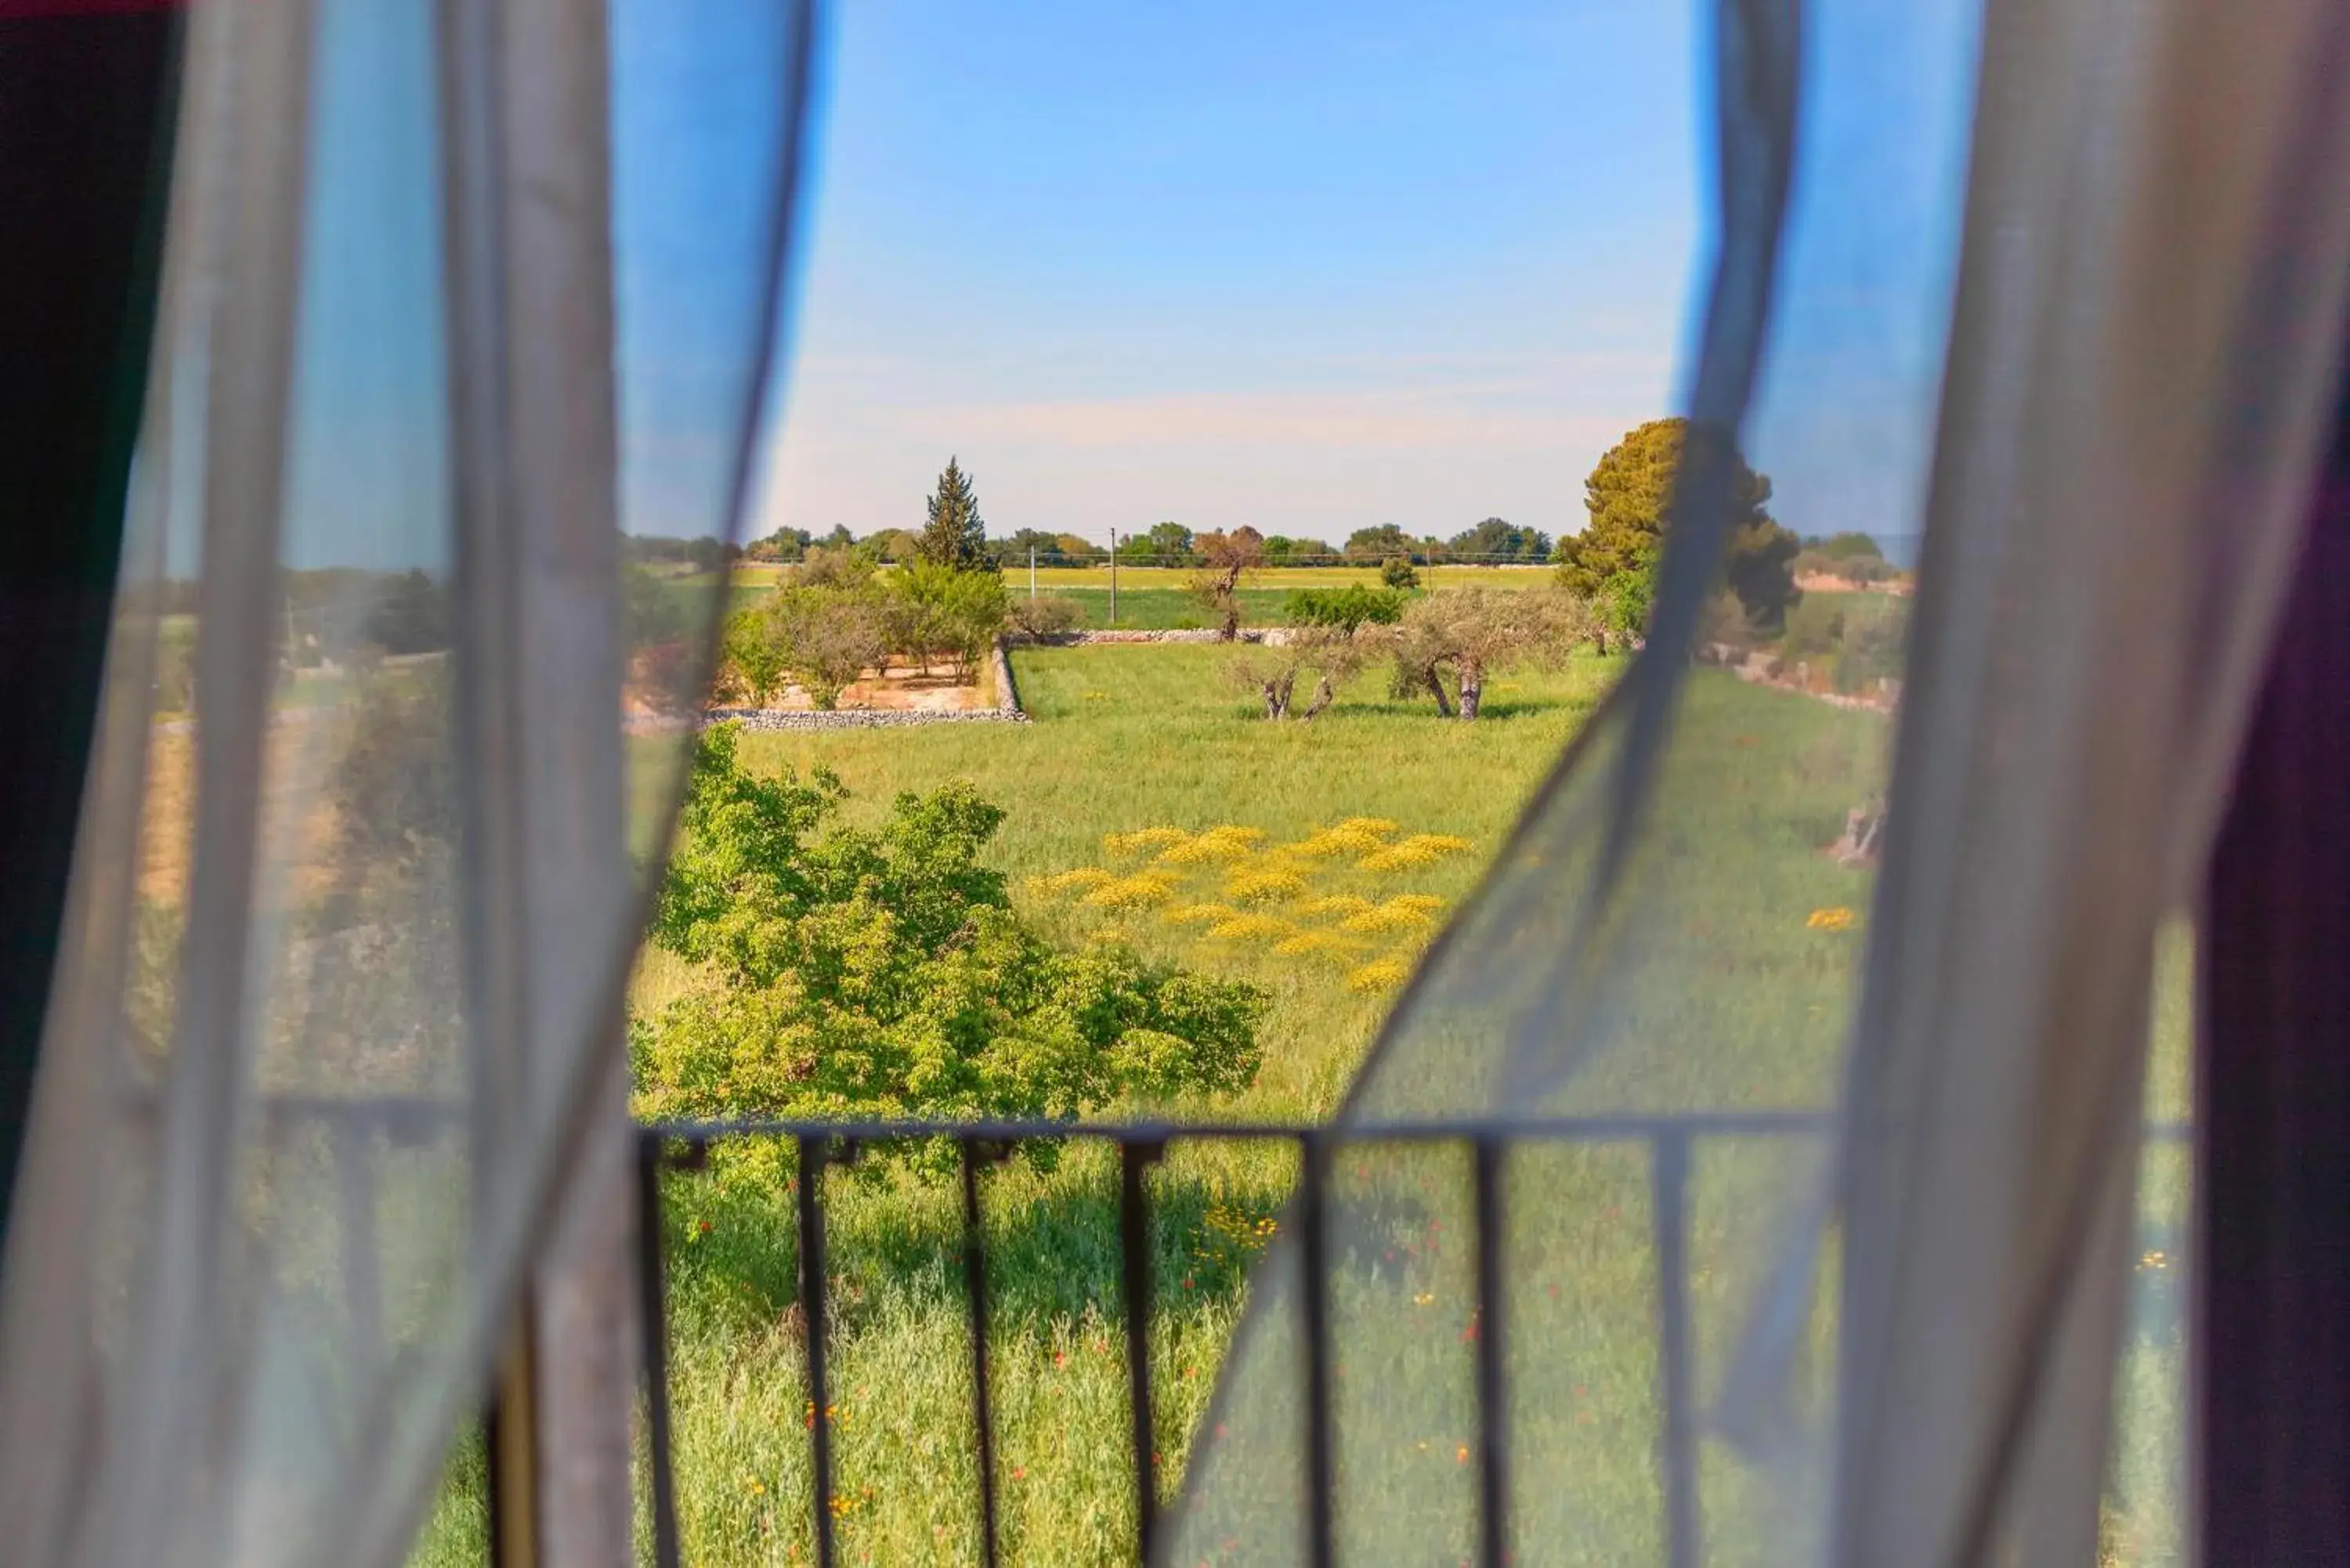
{"left": 1296, "top": 894, "right": 1376, "bottom": 919}
{"left": 1348, "top": 958, "right": 1412, "bottom": 993}
{"left": 1340, "top": 899, "right": 1438, "bottom": 935}
{"left": 1290, "top": 818, "right": 1399, "bottom": 858}
{"left": 1104, "top": 826, "right": 1189, "bottom": 857}
{"left": 1359, "top": 833, "right": 1472, "bottom": 872}
{"left": 1163, "top": 901, "right": 1235, "bottom": 926}
{"left": 1158, "top": 825, "right": 1267, "bottom": 864}
{"left": 1085, "top": 873, "right": 1177, "bottom": 909}
{"left": 1806, "top": 906, "right": 1857, "bottom": 931}
{"left": 1226, "top": 865, "right": 1310, "bottom": 905}
{"left": 1205, "top": 913, "right": 1294, "bottom": 944}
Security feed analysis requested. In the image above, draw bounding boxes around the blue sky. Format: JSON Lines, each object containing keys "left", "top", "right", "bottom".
{"left": 262, "top": 0, "right": 1976, "bottom": 571}
{"left": 752, "top": 0, "right": 1706, "bottom": 548}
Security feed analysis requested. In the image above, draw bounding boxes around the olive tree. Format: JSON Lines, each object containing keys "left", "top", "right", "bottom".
{"left": 1227, "top": 627, "right": 1371, "bottom": 721}
{"left": 1378, "top": 587, "right": 1593, "bottom": 720}
{"left": 1185, "top": 526, "right": 1265, "bottom": 640}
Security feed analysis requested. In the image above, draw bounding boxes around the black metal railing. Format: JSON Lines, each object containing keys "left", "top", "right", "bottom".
{"left": 630, "top": 1111, "right": 1845, "bottom": 1568}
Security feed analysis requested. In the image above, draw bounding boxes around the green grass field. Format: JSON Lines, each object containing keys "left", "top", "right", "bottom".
{"left": 410, "top": 641, "right": 2187, "bottom": 1566}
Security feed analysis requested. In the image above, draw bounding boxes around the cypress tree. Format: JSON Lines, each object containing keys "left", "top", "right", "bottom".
{"left": 917, "top": 456, "right": 992, "bottom": 570}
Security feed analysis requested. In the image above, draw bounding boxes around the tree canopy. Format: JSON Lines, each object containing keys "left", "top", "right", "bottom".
{"left": 1448, "top": 517, "right": 1553, "bottom": 561}
{"left": 1344, "top": 523, "right": 1416, "bottom": 561}
{"left": 1555, "top": 417, "right": 1802, "bottom": 635}
{"left": 917, "top": 456, "right": 992, "bottom": 570}
{"left": 1143, "top": 521, "right": 1195, "bottom": 562}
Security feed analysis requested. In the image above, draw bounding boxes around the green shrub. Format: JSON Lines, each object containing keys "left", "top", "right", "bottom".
{"left": 635, "top": 725, "right": 1267, "bottom": 1172}
{"left": 1379, "top": 555, "right": 1419, "bottom": 590}
{"left": 1835, "top": 594, "right": 1910, "bottom": 692}
{"left": 1781, "top": 595, "right": 1846, "bottom": 659}
{"left": 1283, "top": 584, "right": 1406, "bottom": 633}
{"left": 1008, "top": 594, "right": 1084, "bottom": 638}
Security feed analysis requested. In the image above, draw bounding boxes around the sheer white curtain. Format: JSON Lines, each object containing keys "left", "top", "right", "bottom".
{"left": 1828, "top": 1, "right": 2350, "bottom": 1563}
{"left": 0, "top": 2, "right": 817, "bottom": 1565}
{"left": 1168, "top": 0, "right": 2350, "bottom": 1563}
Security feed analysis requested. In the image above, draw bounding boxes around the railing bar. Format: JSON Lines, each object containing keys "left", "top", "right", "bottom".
{"left": 798, "top": 1134, "right": 837, "bottom": 1568}
{"left": 961, "top": 1139, "right": 1003, "bottom": 1568}
{"left": 1473, "top": 1136, "right": 1509, "bottom": 1568}
{"left": 1651, "top": 1131, "right": 1699, "bottom": 1568}
{"left": 1119, "top": 1140, "right": 1162, "bottom": 1561}
{"left": 635, "top": 1134, "right": 685, "bottom": 1568}
{"left": 1299, "top": 1132, "right": 1336, "bottom": 1568}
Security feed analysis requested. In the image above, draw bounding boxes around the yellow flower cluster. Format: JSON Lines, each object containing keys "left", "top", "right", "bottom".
{"left": 1292, "top": 818, "right": 1401, "bottom": 858}
{"left": 1029, "top": 818, "right": 1470, "bottom": 997}
{"left": 1806, "top": 906, "right": 1857, "bottom": 932}
{"left": 1205, "top": 912, "right": 1294, "bottom": 943}
{"left": 1359, "top": 834, "right": 1476, "bottom": 873}
{"left": 1225, "top": 862, "right": 1311, "bottom": 904}
{"left": 1296, "top": 894, "right": 1374, "bottom": 918}
{"left": 1083, "top": 870, "right": 1178, "bottom": 909}
{"left": 1339, "top": 896, "right": 1443, "bottom": 935}
{"left": 1206, "top": 1202, "right": 1278, "bottom": 1252}
{"left": 1156, "top": 825, "right": 1267, "bottom": 864}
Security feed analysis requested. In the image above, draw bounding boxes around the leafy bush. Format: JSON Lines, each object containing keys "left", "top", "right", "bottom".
{"left": 634, "top": 726, "right": 1267, "bottom": 1169}
{"left": 1781, "top": 594, "right": 1847, "bottom": 660}
{"left": 1284, "top": 584, "right": 1405, "bottom": 633}
{"left": 1836, "top": 594, "right": 1910, "bottom": 692}
{"left": 1008, "top": 594, "right": 1084, "bottom": 638}
{"left": 1696, "top": 589, "right": 1755, "bottom": 653}
{"left": 766, "top": 586, "right": 888, "bottom": 708}
{"left": 1379, "top": 556, "right": 1419, "bottom": 590}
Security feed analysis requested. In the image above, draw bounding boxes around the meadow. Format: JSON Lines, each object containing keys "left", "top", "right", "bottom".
{"left": 407, "top": 640, "right": 2187, "bottom": 1566}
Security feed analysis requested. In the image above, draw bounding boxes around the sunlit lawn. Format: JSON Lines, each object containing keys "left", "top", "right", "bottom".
{"left": 410, "top": 642, "right": 2186, "bottom": 1566}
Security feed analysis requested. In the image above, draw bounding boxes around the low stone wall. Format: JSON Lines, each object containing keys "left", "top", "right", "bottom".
{"left": 989, "top": 635, "right": 1023, "bottom": 715}
{"left": 1013, "top": 627, "right": 1295, "bottom": 646}
{"left": 1699, "top": 641, "right": 1900, "bottom": 714}
{"left": 705, "top": 636, "right": 1032, "bottom": 731}
{"left": 705, "top": 706, "right": 1029, "bottom": 732}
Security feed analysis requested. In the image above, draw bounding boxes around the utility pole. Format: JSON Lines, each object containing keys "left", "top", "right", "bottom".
{"left": 1108, "top": 528, "right": 1119, "bottom": 625}
{"left": 1029, "top": 545, "right": 1036, "bottom": 601}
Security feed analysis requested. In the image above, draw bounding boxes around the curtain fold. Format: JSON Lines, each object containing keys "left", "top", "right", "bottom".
{"left": 0, "top": 2, "right": 820, "bottom": 1565}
